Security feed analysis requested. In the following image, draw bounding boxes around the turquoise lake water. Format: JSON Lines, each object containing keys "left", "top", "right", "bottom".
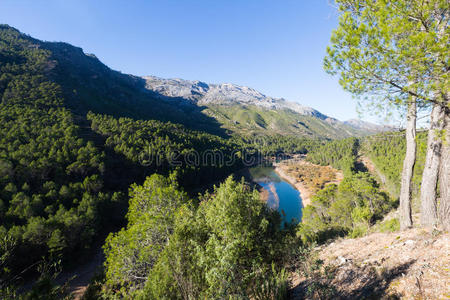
{"left": 248, "top": 166, "right": 303, "bottom": 225}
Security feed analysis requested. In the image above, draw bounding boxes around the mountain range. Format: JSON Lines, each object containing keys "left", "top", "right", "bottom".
{"left": 143, "top": 75, "right": 388, "bottom": 138}
{"left": 0, "top": 24, "right": 390, "bottom": 294}
{"left": 1, "top": 24, "right": 386, "bottom": 139}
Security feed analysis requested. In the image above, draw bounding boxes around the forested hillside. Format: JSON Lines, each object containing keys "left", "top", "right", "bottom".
{"left": 87, "top": 112, "right": 245, "bottom": 188}
{"left": 0, "top": 25, "right": 250, "bottom": 292}
{"left": 299, "top": 138, "right": 395, "bottom": 244}
{"left": 143, "top": 75, "right": 385, "bottom": 138}
{"left": 0, "top": 25, "right": 114, "bottom": 277}
{"left": 306, "top": 137, "right": 359, "bottom": 173}
{"left": 199, "top": 104, "right": 363, "bottom": 139}
{"left": 363, "top": 132, "right": 427, "bottom": 199}
{"left": 1, "top": 3, "right": 447, "bottom": 296}
{"left": 0, "top": 25, "right": 350, "bottom": 298}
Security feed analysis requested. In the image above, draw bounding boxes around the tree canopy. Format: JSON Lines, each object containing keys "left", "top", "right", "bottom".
{"left": 324, "top": 0, "right": 449, "bottom": 112}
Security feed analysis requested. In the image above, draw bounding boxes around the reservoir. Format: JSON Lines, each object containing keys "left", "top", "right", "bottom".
{"left": 248, "top": 166, "right": 303, "bottom": 225}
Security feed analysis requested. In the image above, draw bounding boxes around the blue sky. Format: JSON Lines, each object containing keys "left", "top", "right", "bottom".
{"left": 0, "top": 0, "right": 371, "bottom": 121}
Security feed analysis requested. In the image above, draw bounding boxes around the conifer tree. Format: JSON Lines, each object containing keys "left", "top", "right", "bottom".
{"left": 325, "top": 0, "right": 449, "bottom": 229}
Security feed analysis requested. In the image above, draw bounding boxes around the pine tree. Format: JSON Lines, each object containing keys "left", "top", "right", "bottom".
{"left": 325, "top": 0, "right": 449, "bottom": 229}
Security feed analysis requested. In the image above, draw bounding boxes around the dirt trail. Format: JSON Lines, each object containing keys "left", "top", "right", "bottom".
{"left": 56, "top": 249, "right": 104, "bottom": 299}
{"left": 359, "top": 155, "right": 388, "bottom": 186}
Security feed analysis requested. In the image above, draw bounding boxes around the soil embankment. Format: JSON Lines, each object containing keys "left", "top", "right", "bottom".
{"left": 289, "top": 228, "right": 450, "bottom": 299}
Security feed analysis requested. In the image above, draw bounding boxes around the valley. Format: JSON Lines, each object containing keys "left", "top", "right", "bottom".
{"left": 0, "top": 0, "right": 448, "bottom": 298}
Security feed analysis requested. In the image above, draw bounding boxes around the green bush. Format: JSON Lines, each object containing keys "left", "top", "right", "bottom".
{"left": 298, "top": 172, "right": 393, "bottom": 245}
{"left": 103, "top": 176, "right": 284, "bottom": 299}
{"left": 252, "top": 264, "right": 289, "bottom": 300}
{"left": 377, "top": 218, "right": 400, "bottom": 233}
{"left": 103, "top": 173, "right": 187, "bottom": 289}
{"left": 294, "top": 246, "right": 337, "bottom": 299}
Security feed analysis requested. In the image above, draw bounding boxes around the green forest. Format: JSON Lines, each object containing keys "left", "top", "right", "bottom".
{"left": 0, "top": 25, "right": 349, "bottom": 298}
{"left": 363, "top": 132, "right": 427, "bottom": 199}
{"left": 0, "top": 0, "right": 449, "bottom": 297}
{"left": 300, "top": 137, "right": 396, "bottom": 243}
{"left": 0, "top": 25, "right": 254, "bottom": 297}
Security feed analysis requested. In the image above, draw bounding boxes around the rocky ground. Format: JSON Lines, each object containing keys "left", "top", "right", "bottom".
{"left": 289, "top": 227, "right": 449, "bottom": 299}
{"left": 287, "top": 154, "right": 449, "bottom": 299}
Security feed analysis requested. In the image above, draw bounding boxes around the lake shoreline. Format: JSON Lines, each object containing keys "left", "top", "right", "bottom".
{"left": 273, "top": 164, "right": 312, "bottom": 208}
{"left": 248, "top": 165, "right": 303, "bottom": 224}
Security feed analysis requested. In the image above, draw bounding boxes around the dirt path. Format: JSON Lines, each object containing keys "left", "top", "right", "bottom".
{"left": 358, "top": 154, "right": 393, "bottom": 198}
{"left": 56, "top": 249, "right": 104, "bottom": 299}
{"left": 360, "top": 155, "right": 386, "bottom": 184}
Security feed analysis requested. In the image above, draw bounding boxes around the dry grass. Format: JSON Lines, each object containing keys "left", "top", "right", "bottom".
{"left": 290, "top": 227, "right": 450, "bottom": 299}
{"left": 277, "top": 159, "right": 343, "bottom": 194}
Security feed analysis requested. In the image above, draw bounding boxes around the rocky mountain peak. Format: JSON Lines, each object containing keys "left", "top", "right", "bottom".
{"left": 344, "top": 119, "right": 394, "bottom": 133}
{"left": 142, "top": 75, "right": 329, "bottom": 119}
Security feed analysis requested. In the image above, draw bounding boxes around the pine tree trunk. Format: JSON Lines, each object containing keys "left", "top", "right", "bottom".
{"left": 438, "top": 109, "right": 450, "bottom": 231}
{"left": 420, "top": 103, "right": 445, "bottom": 228}
{"left": 399, "top": 99, "right": 416, "bottom": 230}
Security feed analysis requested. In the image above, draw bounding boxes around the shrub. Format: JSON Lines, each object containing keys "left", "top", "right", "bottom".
{"left": 298, "top": 172, "right": 393, "bottom": 244}
{"left": 377, "top": 218, "right": 400, "bottom": 233}
{"left": 252, "top": 264, "right": 289, "bottom": 300}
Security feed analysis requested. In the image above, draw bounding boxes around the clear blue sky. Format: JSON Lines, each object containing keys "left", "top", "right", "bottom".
{"left": 0, "top": 0, "right": 368, "bottom": 121}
